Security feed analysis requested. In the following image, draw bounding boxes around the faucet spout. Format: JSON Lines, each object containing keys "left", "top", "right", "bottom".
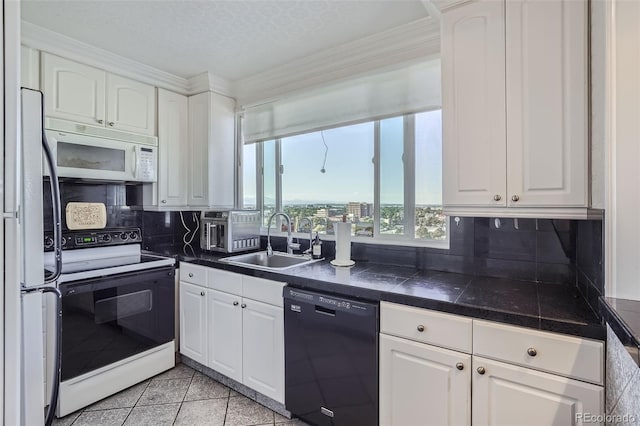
{"left": 266, "top": 212, "right": 294, "bottom": 256}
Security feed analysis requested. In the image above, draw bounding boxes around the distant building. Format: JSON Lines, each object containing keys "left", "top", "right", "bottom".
{"left": 347, "top": 202, "right": 373, "bottom": 219}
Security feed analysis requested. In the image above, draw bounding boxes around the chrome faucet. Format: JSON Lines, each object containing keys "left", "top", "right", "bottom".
{"left": 266, "top": 212, "right": 296, "bottom": 256}
{"left": 298, "top": 217, "right": 314, "bottom": 255}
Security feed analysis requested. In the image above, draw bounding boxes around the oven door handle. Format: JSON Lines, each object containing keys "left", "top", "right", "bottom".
{"left": 207, "top": 223, "right": 217, "bottom": 250}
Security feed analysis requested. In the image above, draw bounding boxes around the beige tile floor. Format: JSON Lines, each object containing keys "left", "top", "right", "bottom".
{"left": 53, "top": 363, "right": 308, "bottom": 426}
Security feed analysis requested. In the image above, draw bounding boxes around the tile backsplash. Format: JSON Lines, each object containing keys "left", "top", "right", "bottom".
{"left": 142, "top": 211, "right": 604, "bottom": 297}
{"left": 43, "top": 180, "right": 142, "bottom": 231}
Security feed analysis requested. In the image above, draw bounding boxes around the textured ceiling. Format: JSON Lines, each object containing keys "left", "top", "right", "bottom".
{"left": 21, "top": 0, "right": 429, "bottom": 80}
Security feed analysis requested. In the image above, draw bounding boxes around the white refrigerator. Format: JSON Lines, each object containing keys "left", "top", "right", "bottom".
{"left": 3, "top": 2, "right": 64, "bottom": 424}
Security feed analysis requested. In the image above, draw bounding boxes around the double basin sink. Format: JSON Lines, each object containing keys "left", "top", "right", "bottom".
{"left": 220, "top": 251, "right": 322, "bottom": 272}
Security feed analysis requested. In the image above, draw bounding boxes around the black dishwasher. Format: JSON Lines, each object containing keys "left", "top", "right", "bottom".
{"left": 284, "top": 287, "right": 378, "bottom": 426}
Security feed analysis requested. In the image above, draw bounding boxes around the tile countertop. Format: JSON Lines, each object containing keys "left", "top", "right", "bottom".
{"left": 170, "top": 252, "right": 604, "bottom": 341}
{"left": 600, "top": 297, "right": 640, "bottom": 367}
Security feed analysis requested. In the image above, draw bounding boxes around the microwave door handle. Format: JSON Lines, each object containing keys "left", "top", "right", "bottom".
{"left": 132, "top": 145, "right": 138, "bottom": 179}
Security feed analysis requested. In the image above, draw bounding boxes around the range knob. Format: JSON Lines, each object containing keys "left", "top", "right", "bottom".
{"left": 120, "top": 233, "right": 129, "bottom": 240}
{"left": 102, "top": 234, "right": 112, "bottom": 242}
{"left": 129, "top": 232, "right": 139, "bottom": 240}
{"left": 61, "top": 237, "right": 67, "bottom": 247}
{"left": 44, "top": 236, "right": 54, "bottom": 249}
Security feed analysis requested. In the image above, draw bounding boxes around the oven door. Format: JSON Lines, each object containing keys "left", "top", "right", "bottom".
{"left": 59, "top": 266, "right": 175, "bottom": 381}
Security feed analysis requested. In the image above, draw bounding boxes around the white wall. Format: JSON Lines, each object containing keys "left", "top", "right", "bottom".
{"left": 607, "top": 0, "right": 640, "bottom": 300}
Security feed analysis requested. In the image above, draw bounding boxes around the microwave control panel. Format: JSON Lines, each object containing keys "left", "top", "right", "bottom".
{"left": 136, "top": 146, "right": 157, "bottom": 182}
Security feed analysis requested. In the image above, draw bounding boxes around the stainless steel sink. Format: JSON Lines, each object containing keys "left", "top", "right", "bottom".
{"left": 220, "top": 251, "right": 322, "bottom": 271}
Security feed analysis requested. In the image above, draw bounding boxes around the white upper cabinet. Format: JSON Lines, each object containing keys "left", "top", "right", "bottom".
{"left": 505, "top": 0, "right": 587, "bottom": 207}
{"left": 42, "top": 53, "right": 156, "bottom": 136}
{"left": 42, "top": 53, "right": 106, "bottom": 126}
{"left": 442, "top": 0, "right": 507, "bottom": 207}
{"left": 156, "top": 89, "right": 188, "bottom": 206}
{"left": 441, "top": 0, "right": 589, "bottom": 216}
{"left": 106, "top": 74, "right": 156, "bottom": 135}
{"left": 188, "top": 91, "right": 236, "bottom": 208}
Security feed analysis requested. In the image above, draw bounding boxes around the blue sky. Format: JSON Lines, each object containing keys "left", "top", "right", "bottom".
{"left": 243, "top": 110, "right": 442, "bottom": 206}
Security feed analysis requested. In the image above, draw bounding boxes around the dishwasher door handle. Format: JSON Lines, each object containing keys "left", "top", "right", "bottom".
{"left": 315, "top": 305, "right": 336, "bottom": 316}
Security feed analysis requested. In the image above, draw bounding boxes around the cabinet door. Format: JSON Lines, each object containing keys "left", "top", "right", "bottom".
{"left": 209, "top": 92, "right": 236, "bottom": 209}
{"left": 187, "top": 92, "right": 236, "bottom": 208}
{"left": 505, "top": 0, "right": 587, "bottom": 207}
{"left": 442, "top": 0, "right": 507, "bottom": 207}
{"left": 242, "top": 299, "right": 284, "bottom": 403}
{"left": 179, "top": 282, "right": 207, "bottom": 365}
{"left": 472, "top": 356, "right": 604, "bottom": 426}
{"left": 207, "top": 289, "right": 243, "bottom": 383}
{"left": 42, "top": 53, "right": 105, "bottom": 126}
{"left": 187, "top": 92, "right": 211, "bottom": 207}
{"left": 380, "top": 334, "right": 471, "bottom": 426}
{"left": 106, "top": 73, "right": 156, "bottom": 135}
{"left": 157, "top": 89, "right": 188, "bottom": 206}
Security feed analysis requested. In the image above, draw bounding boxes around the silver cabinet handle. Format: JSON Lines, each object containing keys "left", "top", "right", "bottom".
{"left": 493, "top": 194, "right": 502, "bottom": 201}
{"left": 200, "top": 291, "right": 205, "bottom": 296}
{"left": 456, "top": 362, "right": 464, "bottom": 371}
{"left": 241, "top": 303, "right": 247, "bottom": 308}
{"left": 477, "top": 366, "right": 486, "bottom": 375}
{"left": 233, "top": 301, "right": 239, "bottom": 306}
{"left": 189, "top": 273, "right": 194, "bottom": 277}
{"left": 527, "top": 347, "right": 537, "bottom": 357}
{"left": 108, "top": 121, "right": 115, "bottom": 127}
{"left": 417, "top": 325, "right": 425, "bottom": 332}
{"left": 511, "top": 195, "right": 520, "bottom": 202}
{"left": 161, "top": 200, "right": 167, "bottom": 204}
{"left": 97, "top": 119, "right": 104, "bottom": 124}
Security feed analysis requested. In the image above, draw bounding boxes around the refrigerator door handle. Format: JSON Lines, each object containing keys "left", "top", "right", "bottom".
{"left": 38, "top": 92, "right": 62, "bottom": 284}
{"left": 22, "top": 286, "right": 62, "bottom": 426}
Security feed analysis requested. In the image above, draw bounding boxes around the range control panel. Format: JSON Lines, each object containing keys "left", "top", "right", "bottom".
{"left": 44, "top": 227, "right": 142, "bottom": 251}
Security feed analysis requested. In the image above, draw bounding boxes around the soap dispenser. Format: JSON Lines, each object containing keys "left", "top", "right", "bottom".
{"left": 311, "top": 232, "right": 323, "bottom": 259}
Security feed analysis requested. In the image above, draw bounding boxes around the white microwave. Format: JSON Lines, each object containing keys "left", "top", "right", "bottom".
{"left": 43, "top": 119, "right": 157, "bottom": 182}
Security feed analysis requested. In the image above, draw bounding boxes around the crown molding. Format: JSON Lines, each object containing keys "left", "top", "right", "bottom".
{"left": 21, "top": 21, "right": 233, "bottom": 97}
{"left": 187, "top": 72, "right": 233, "bottom": 97}
{"left": 233, "top": 17, "right": 441, "bottom": 105}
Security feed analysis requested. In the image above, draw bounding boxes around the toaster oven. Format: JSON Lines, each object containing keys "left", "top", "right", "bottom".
{"left": 200, "top": 210, "right": 261, "bottom": 253}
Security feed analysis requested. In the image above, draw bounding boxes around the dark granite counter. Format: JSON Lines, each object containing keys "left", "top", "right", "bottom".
{"left": 162, "top": 251, "right": 604, "bottom": 340}
{"left": 600, "top": 297, "right": 640, "bottom": 367}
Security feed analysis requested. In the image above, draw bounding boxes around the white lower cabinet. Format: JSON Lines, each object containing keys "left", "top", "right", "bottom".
{"left": 380, "top": 334, "right": 471, "bottom": 426}
{"left": 242, "top": 298, "right": 284, "bottom": 402}
{"left": 179, "top": 264, "right": 285, "bottom": 403}
{"left": 207, "top": 289, "right": 243, "bottom": 383}
{"left": 179, "top": 281, "right": 207, "bottom": 365}
{"left": 472, "top": 356, "right": 604, "bottom": 426}
{"left": 379, "top": 302, "right": 604, "bottom": 426}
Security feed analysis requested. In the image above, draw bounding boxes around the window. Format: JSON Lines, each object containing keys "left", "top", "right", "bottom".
{"left": 240, "top": 111, "right": 446, "bottom": 247}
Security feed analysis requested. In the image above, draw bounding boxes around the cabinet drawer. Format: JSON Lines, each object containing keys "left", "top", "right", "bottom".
{"left": 208, "top": 268, "right": 242, "bottom": 296}
{"left": 473, "top": 320, "right": 604, "bottom": 385}
{"left": 180, "top": 263, "right": 207, "bottom": 286}
{"left": 380, "top": 302, "right": 472, "bottom": 353}
{"left": 243, "top": 276, "right": 286, "bottom": 307}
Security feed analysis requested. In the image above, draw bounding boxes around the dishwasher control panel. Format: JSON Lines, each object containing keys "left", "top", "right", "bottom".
{"left": 285, "top": 288, "right": 377, "bottom": 316}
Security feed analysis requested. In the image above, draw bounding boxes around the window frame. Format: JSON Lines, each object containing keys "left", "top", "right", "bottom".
{"left": 239, "top": 111, "right": 449, "bottom": 249}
